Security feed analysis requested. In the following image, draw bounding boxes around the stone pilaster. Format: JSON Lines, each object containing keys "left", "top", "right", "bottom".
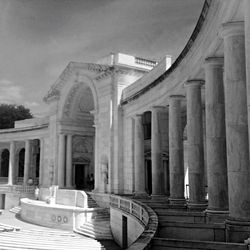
{"left": 185, "top": 79, "right": 207, "bottom": 210}
{"left": 151, "top": 106, "right": 164, "bottom": 196}
{"left": 168, "top": 95, "right": 185, "bottom": 205}
{"left": 39, "top": 138, "right": 44, "bottom": 186}
{"left": 91, "top": 110, "right": 99, "bottom": 192}
{"left": 8, "top": 141, "right": 15, "bottom": 185}
{"left": 204, "top": 57, "right": 228, "bottom": 221}
{"left": 66, "top": 134, "right": 73, "bottom": 188}
{"left": 24, "top": 140, "right": 31, "bottom": 185}
{"left": 134, "top": 114, "right": 146, "bottom": 195}
{"left": 58, "top": 134, "right": 66, "bottom": 188}
{"left": 221, "top": 21, "right": 250, "bottom": 242}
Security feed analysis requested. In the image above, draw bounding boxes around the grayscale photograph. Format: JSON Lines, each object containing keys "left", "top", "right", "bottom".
{"left": 0, "top": 0, "right": 249, "bottom": 249}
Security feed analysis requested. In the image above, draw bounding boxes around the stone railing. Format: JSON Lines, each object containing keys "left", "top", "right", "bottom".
{"left": 0, "top": 184, "right": 35, "bottom": 194}
{"left": 110, "top": 195, "right": 158, "bottom": 249}
{"left": 11, "top": 185, "right": 35, "bottom": 194}
{"left": 0, "top": 185, "right": 12, "bottom": 193}
{"left": 110, "top": 195, "right": 149, "bottom": 226}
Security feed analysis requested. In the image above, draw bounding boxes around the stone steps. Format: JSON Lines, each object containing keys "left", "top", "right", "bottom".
{"left": 151, "top": 237, "right": 248, "bottom": 250}
{"left": 0, "top": 223, "right": 20, "bottom": 232}
{"left": 76, "top": 220, "right": 113, "bottom": 240}
{"left": 156, "top": 210, "right": 206, "bottom": 223}
{"left": 9, "top": 206, "right": 21, "bottom": 215}
{"left": 0, "top": 228, "right": 105, "bottom": 250}
{"left": 87, "top": 194, "right": 99, "bottom": 208}
{"left": 133, "top": 197, "right": 241, "bottom": 249}
{"left": 76, "top": 208, "right": 113, "bottom": 240}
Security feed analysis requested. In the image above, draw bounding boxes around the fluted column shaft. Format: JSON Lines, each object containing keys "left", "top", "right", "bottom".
{"left": 221, "top": 22, "right": 250, "bottom": 222}
{"left": 8, "top": 141, "right": 15, "bottom": 185}
{"left": 134, "top": 114, "right": 146, "bottom": 195}
{"left": 169, "top": 95, "right": 185, "bottom": 203}
{"left": 245, "top": 0, "right": 250, "bottom": 158}
{"left": 39, "top": 138, "right": 44, "bottom": 186}
{"left": 185, "top": 80, "right": 206, "bottom": 209}
{"left": 58, "top": 134, "right": 66, "bottom": 188}
{"left": 204, "top": 57, "right": 228, "bottom": 212}
{"left": 24, "top": 140, "right": 31, "bottom": 184}
{"left": 66, "top": 134, "right": 73, "bottom": 188}
{"left": 151, "top": 106, "right": 164, "bottom": 195}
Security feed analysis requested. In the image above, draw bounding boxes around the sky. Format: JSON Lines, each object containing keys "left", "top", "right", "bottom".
{"left": 0, "top": 0, "right": 204, "bottom": 116}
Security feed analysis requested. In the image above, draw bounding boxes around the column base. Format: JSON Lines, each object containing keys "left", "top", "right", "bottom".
{"left": 187, "top": 201, "right": 207, "bottom": 211}
{"left": 226, "top": 218, "right": 250, "bottom": 243}
{"left": 205, "top": 209, "right": 229, "bottom": 223}
{"left": 133, "top": 192, "right": 149, "bottom": 198}
{"left": 169, "top": 197, "right": 186, "bottom": 205}
{"left": 151, "top": 194, "right": 168, "bottom": 202}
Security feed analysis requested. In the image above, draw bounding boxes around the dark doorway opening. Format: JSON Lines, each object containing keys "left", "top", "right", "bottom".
{"left": 0, "top": 194, "right": 5, "bottom": 209}
{"left": 122, "top": 215, "right": 128, "bottom": 249}
{"left": 75, "top": 164, "right": 87, "bottom": 190}
{"left": 145, "top": 159, "right": 152, "bottom": 195}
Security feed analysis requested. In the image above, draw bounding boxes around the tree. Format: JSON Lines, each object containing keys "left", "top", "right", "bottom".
{"left": 0, "top": 104, "right": 33, "bottom": 129}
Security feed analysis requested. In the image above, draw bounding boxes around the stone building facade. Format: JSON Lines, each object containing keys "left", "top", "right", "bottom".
{"left": 0, "top": 0, "right": 250, "bottom": 244}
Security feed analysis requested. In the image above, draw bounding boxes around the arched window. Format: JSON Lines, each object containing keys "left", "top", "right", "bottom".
{"left": 142, "top": 111, "right": 151, "bottom": 140}
{"left": 1, "top": 149, "right": 9, "bottom": 177}
{"left": 18, "top": 148, "right": 25, "bottom": 177}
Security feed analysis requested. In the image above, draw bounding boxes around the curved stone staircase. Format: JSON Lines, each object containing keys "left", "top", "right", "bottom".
{"left": 134, "top": 197, "right": 249, "bottom": 250}
{"left": 75, "top": 194, "right": 114, "bottom": 240}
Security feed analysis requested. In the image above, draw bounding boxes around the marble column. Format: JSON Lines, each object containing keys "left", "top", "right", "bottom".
{"left": 66, "top": 134, "right": 73, "bottom": 188}
{"left": 134, "top": 114, "right": 146, "bottom": 195}
{"left": 24, "top": 140, "right": 31, "bottom": 185}
{"left": 8, "top": 141, "right": 15, "bottom": 185}
{"left": 204, "top": 57, "right": 228, "bottom": 220}
{"left": 185, "top": 79, "right": 206, "bottom": 209}
{"left": 151, "top": 106, "right": 164, "bottom": 196}
{"left": 58, "top": 134, "right": 66, "bottom": 188}
{"left": 221, "top": 22, "right": 250, "bottom": 242}
{"left": 245, "top": 0, "right": 250, "bottom": 157}
{"left": 39, "top": 138, "right": 44, "bottom": 186}
{"left": 168, "top": 95, "right": 185, "bottom": 204}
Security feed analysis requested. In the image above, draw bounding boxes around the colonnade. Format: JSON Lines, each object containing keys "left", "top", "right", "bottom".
{"left": 6, "top": 138, "right": 44, "bottom": 186}
{"left": 132, "top": 20, "right": 250, "bottom": 241}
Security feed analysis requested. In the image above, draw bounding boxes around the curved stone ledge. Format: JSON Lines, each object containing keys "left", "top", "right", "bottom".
{"left": 121, "top": 0, "right": 212, "bottom": 105}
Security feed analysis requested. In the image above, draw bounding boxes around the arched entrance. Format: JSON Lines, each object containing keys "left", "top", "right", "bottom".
{"left": 61, "top": 81, "right": 97, "bottom": 190}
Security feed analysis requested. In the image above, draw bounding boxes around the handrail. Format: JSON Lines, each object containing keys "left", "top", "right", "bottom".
{"left": 121, "top": 0, "right": 212, "bottom": 105}
{"left": 110, "top": 195, "right": 158, "bottom": 250}
{"left": 110, "top": 195, "right": 149, "bottom": 226}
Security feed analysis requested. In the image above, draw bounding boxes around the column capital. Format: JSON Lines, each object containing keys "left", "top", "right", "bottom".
{"left": 185, "top": 79, "right": 205, "bottom": 88}
{"left": 204, "top": 57, "right": 224, "bottom": 67}
{"left": 220, "top": 21, "right": 244, "bottom": 38}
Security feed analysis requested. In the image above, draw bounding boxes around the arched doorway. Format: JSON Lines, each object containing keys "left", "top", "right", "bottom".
{"left": 62, "top": 81, "right": 96, "bottom": 190}
{"left": 0, "top": 149, "right": 9, "bottom": 178}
